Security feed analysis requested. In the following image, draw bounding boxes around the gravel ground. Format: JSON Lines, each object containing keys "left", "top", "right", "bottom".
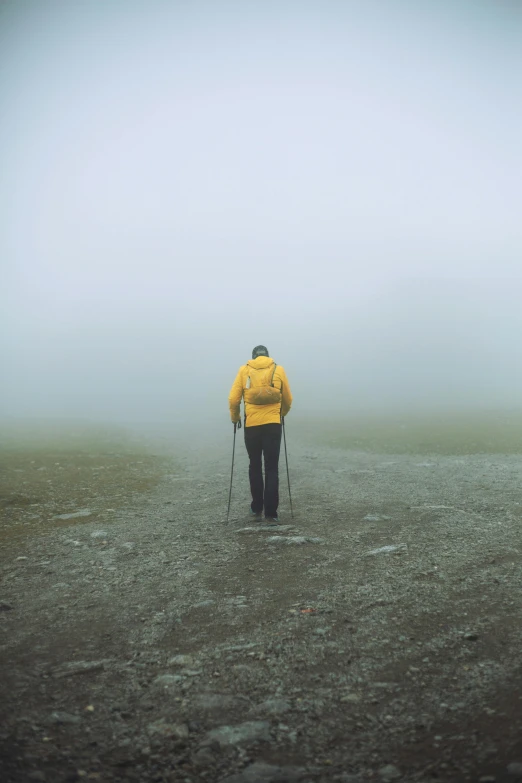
{"left": 1, "top": 425, "right": 522, "bottom": 783}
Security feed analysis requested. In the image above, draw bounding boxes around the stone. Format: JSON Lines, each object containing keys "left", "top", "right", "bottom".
{"left": 52, "top": 660, "right": 110, "bottom": 678}
{"left": 27, "top": 772, "right": 46, "bottom": 782}
{"left": 367, "top": 545, "right": 407, "bottom": 556}
{"left": 340, "top": 694, "right": 361, "bottom": 703}
{"left": 91, "top": 530, "right": 109, "bottom": 538}
{"left": 168, "top": 654, "right": 195, "bottom": 668}
{"left": 236, "top": 525, "right": 297, "bottom": 533}
{"left": 191, "top": 693, "right": 245, "bottom": 711}
{"left": 47, "top": 711, "right": 81, "bottom": 725}
{"left": 151, "top": 674, "right": 183, "bottom": 690}
{"left": 220, "top": 761, "right": 305, "bottom": 782}
{"left": 203, "top": 720, "right": 271, "bottom": 747}
{"left": 54, "top": 509, "right": 92, "bottom": 520}
{"left": 252, "top": 698, "right": 291, "bottom": 716}
{"left": 378, "top": 765, "right": 401, "bottom": 781}
{"left": 147, "top": 720, "right": 189, "bottom": 739}
{"left": 507, "top": 763, "right": 522, "bottom": 777}
{"left": 193, "top": 747, "right": 216, "bottom": 766}
{"left": 266, "top": 536, "right": 325, "bottom": 545}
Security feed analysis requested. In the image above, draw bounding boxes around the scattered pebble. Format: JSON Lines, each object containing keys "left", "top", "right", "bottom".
{"left": 168, "top": 654, "right": 195, "bottom": 668}
{"left": 52, "top": 660, "right": 110, "bottom": 678}
{"left": 251, "top": 698, "right": 291, "bottom": 716}
{"left": 47, "top": 711, "right": 81, "bottom": 725}
{"left": 151, "top": 674, "right": 183, "bottom": 690}
{"left": 267, "top": 536, "right": 325, "bottom": 545}
{"left": 147, "top": 720, "right": 189, "bottom": 738}
{"left": 367, "top": 544, "right": 407, "bottom": 555}
{"left": 378, "top": 765, "right": 401, "bottom": 781}
{"left": 220, "top": 762, "right": 305, "bottom": 782}
{"left": 54, "top": 509, "right": 92, "bottom": 520}
{"left": 202, "top": 720, "right": 271, "bottom": 747}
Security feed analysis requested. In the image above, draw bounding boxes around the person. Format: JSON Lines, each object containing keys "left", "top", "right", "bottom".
{"left": 228, "top": 345, "right": 293, "bottom": 524}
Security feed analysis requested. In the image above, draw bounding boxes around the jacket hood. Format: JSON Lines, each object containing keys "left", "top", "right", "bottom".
{"left": 247, "top": 356, "right": 274, "bottom": 370}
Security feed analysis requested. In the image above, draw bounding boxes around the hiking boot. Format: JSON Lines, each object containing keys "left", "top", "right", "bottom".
{"left": 264, "top": 515, "right": 279, "bottom": 526}
{"left": 249, "top": 509, "right": 263, "bottom": 519}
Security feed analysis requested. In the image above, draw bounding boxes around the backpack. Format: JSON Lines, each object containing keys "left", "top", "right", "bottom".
{"left": 243, "top": 363, "right": 282, "bottom": 406}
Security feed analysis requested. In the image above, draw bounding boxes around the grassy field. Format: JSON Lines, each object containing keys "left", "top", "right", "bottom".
{"left": 0, "top": 420, "right": 170, "bottom": 546}
{"left": 293, "top": 408, "right": 522, "bottom": 455}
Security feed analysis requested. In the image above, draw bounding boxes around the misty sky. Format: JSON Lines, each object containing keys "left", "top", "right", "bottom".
{"left": 2, "top": 0, "right": 521, "bottom": 423}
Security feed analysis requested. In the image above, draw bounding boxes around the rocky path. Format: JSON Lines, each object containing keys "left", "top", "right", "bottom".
{"left": 1, "top": 431, "right": 522, "bottom": 782}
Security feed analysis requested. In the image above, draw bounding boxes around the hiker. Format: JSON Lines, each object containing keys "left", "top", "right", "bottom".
{"left": 228, "top": 345, "right": 293, "bottom": 524}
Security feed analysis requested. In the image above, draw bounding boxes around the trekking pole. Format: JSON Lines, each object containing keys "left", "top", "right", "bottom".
{"left": 282, "top": 417, "right": 294, "bottom": 519}
{"left": 226, "top": 421, "right": 240, "bottom": 522}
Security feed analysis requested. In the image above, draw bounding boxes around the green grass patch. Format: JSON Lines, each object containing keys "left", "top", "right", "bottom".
{"left": 0, "top": 419, "right": 172, "bottom": 547}
{"left": 292, "top": 410, "right": 522, "bottom": 456}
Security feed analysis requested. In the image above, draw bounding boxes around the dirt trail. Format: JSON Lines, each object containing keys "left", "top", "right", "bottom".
{"left": 1, "top": 430, "right": 522, "bottom": 783}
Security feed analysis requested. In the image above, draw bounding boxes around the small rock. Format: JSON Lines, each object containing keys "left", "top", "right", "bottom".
{"left": 90, "top": 530, "right": 108, "bottom": 538}
{"left": 267, "top": 536, "right": 325, "bottom": 545}
{"left": 220, "top": 761, "right": 305, "bottom": 782}
{"left": 235, "top": 525, "right": 297, "bottom": 533}
{"left": 479, "top": 776, "right": 496, "bottom": 783}
{"left": 47, "top": 711, "right": 81, "bottom": 725}
{"left": 193, "top": 747, "right": 215, "bottom": 767}
{"left": 203, "top": 720, "right": 271, "bottom": 747}
{"left": 464, "top": 632, "right": 479, "bottom": 641}
{"left": 28, "top": 773, "right": 46, "bottom": 782}
{"left": 147, "top": 720, "right": 189, "bottom": 739}
{"left": 252, "top": 698, "right": 291, "bottom": 716}
{"left": 151, "top": 674, "right": 183, "bottom": 690}
{"left": 378, "top": 765, "right": 401, "bottom": 781}
{"left": 191, "top": 693, "right": 245, "bottom": 711}
{"left": 0, "top": 602, "right": 13, "bottom": 611}
{"left": 168, "top": 654, "right": 195, "bottom": 668}
{"left": 15, "top": 557, "right": 28, "bottom": 562}
{"left": 507, "top": 763, "right": 522, "bottom": 776}
{"left": 367, "top": 545, "right": 407, "bottom": 556}
{"left": 340, "top": 693, "right": 361, "bottom": 703}
{"left": 54, "top": 509, "right": 92, "bottom": 520}
{"left": 52, "top": 660, "right": 110, "bottom": 678}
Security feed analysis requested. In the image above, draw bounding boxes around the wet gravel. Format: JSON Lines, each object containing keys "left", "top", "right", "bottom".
{"left": 1, "top": 428, "right": 522, "bottom": 782}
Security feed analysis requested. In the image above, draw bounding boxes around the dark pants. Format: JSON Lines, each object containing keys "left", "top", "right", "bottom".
{"left": 244, "top": 423, "right": 282, "bottom": 518}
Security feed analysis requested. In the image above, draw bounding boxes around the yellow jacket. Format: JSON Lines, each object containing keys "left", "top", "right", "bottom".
{"left": 229, "top": 356, "right": 293, "bottom": 426}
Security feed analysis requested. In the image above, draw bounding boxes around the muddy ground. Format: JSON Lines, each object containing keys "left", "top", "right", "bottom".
{"left": 1, "top": 419, "right": 521, "bottom": 783}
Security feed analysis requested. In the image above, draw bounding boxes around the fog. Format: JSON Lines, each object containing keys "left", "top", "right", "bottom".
{"left": 2, "top": 0, "right": 521, "bottom": 428}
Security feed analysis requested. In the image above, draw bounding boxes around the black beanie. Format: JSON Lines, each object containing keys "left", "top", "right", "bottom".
{"left": 252, "top": 345, "right": 269, "bottom": 359}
